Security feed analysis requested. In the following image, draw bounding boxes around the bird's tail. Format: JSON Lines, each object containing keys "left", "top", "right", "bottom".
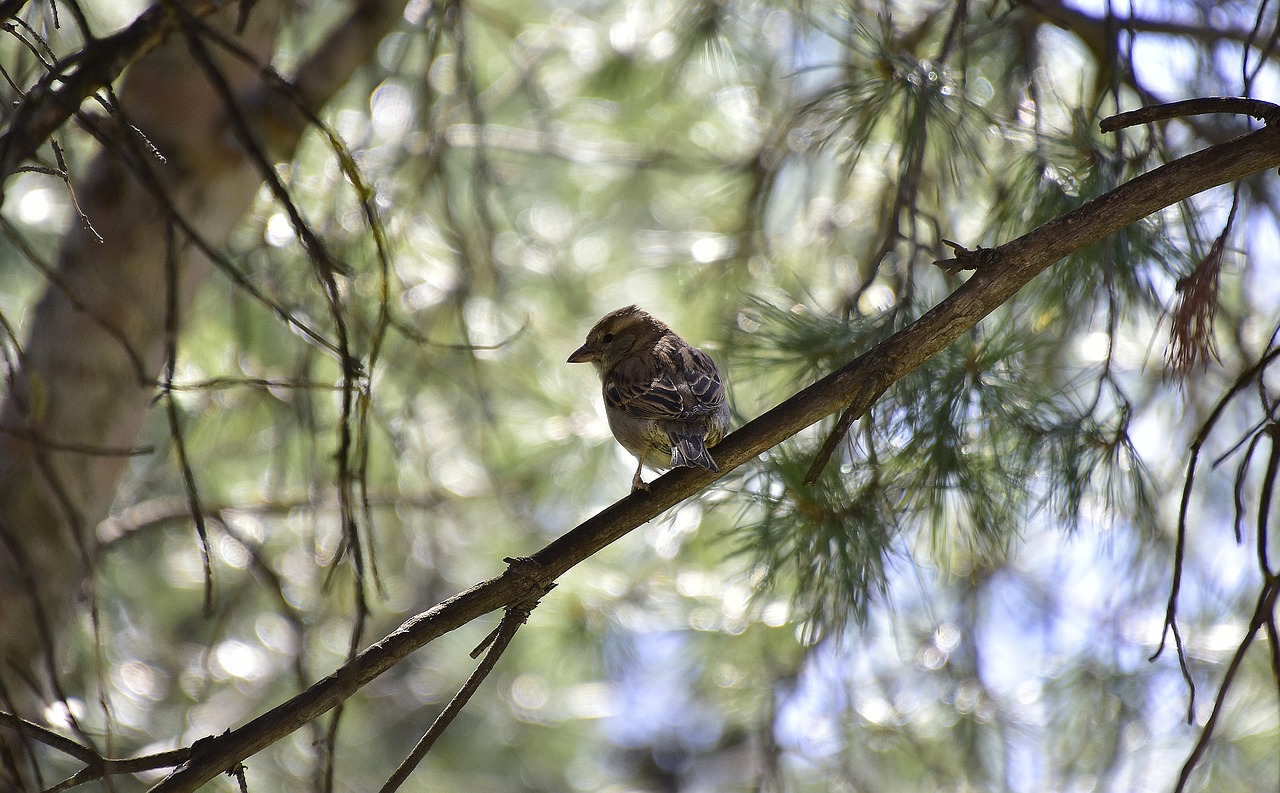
{"left": 670, "top": 435, "right": 719, "bottom": 472}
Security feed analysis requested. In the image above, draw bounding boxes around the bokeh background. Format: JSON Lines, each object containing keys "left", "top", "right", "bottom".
{"left": 1, "top": 0, "right": 1278, "bottom": 790}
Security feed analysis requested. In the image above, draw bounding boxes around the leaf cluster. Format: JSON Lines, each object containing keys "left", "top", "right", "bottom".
{"left": 733, "top": 299, "right": 1157, "bottom": 636}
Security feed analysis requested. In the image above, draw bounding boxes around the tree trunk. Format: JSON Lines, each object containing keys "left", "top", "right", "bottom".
{"left": 0, "top": 0, "right": 406, "bottom": 759}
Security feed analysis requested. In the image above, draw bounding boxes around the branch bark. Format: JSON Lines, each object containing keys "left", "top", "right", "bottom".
{"left": 151, "top": 123, "right": 1280, "bottom": 792}
{"left": 0, "top": 1, "right": 223, "bottom": 186}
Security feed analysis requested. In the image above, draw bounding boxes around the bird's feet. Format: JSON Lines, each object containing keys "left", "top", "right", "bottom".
{"left": 631, "top": 469, "right": 650, "bottom": 493}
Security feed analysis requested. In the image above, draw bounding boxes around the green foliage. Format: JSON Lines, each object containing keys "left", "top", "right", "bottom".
{"left": 738, "top": 441, "right": 896, "bottom": 632}
{"left": 734, "top": 302, "right": 1160, "bottom": 639}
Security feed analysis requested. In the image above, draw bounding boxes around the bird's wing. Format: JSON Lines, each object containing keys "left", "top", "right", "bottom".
{"left": 605, "top": 345, "right": 725, "bottom": 422}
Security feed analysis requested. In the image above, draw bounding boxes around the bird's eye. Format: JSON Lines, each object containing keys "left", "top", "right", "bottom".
{"left": 601, "top": 332, "right": 615, "bottom": 344}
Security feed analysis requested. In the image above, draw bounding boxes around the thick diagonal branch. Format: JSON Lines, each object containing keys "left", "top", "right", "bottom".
{"left": 152, "top": 124, "right": 1280, "bottom": 793}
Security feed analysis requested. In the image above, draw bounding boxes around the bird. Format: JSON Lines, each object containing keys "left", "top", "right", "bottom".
{"left": 568, "top": 305, "right": 730, "bottom": 492}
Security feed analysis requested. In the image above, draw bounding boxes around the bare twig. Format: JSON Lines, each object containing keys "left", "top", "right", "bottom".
{"left": 0, "top": 425, "right": 152, "bottom": 457}
{"left": 158, "top": 212, "right": 214, "bottom": 616}
{"left": 1256, "top": 425, "right": 1280, "bottom": 577}
{"left": 1153, "top": 346, "right": 1280, "bottom": 668}
{"left": 804, "top": 403, "right": 859, "bottom": 485}
{"left": 0, "top": 215, "right": 151, "bottom": 383}
{"left": 378, "top": 561, "right": 551, "bottom": 793}
{"left": 0, "top": 2, "right": 223, "bottom": 183}
{"left": 1173, "top": 579, "right": 1280, "bottom": 793}
{"left": 172, "top": 9, "right": 372, "bottom": 643}
{"left": 0, "top": 711, "right": 98, "bottom": 767}
{"left": 935, "top": 239, "right": 1000, "bottom": 274}
{"left": 1100, "top": 97, "right": 1280, "bottom": 132}
{"left": 0, "top": 707, "right": 192, "bottom": 791}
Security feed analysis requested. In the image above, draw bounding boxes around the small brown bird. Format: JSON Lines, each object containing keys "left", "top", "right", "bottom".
{"left": 568, "top": 305, "right": 730, "bottom": 492}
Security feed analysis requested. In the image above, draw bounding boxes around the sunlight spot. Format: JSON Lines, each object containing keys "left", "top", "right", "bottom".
{"left": 572, "top": 235, "right": 609, "bottom": 269}
{"left": 934, "top": 622, "right": 961, "bottom": 652}
{"left": 1194, "top": 621, "right": 1247, "bottom": 659}
{"left": 565, "top": 756, "right": 607, "bottom": 791}
{"left": 722, "top": 582, "right": 750, "bottom": 621}
{"left": 715, "top": 662, "right": 745, "bottom": 688}
{"left": 15, "top": 185, "right": 63, "bottom": 226}
{"left": 691, "top": 234, "right": 729, "bottom": 263}
{"left": 651, "top": 505, "right": 702, "bottom": 558}
{"left": 1076, "top": 330, "right": 1111, "bottom": 363}
{"left": 609, "top": 21, "right": 637, "bottom": 54}
{"left": 213, "top": 640, "right": 268, "bottom": 681}
{"left": 224, "top": 510, "right": 265, "bottom": 544}
{"left": 857, "top": 283, "right": 896, "bottom": 314}
{"left": 255, "top": 613, "right": 298, "bottom": 655}
{"left": 511, "top": 673, "right": 550, "bottom": 713}
{"left": 527, "top": 201, "right": 572, "bottom": 242}
{"left": 565, "top": 682, "right": 616, "bottom": 719}
{"left": 265, "top": 213, "right": 293, "bottom": 247}
{"left": 119, "top": 660, "right": 164, "bottom": 700}
{"left": 854, "top": 693, "right": 894, "bottom": 725}
{"left": 569, "top": 32, "right": 601, "bottom": 70}
{"left": 954, "top": 680, "right": 981, "bottom": 713}
{"left": 648, "top": 29, "right": 675, "bottom": 60}
{"left": 216, "top": 533, "right": 250, "bottom": 569}
{"left": 44, "top": 699, "right": 86, "bottom": 730}
{"left": 761, "top": 599, "right": 790, "bottom": 627}
{"left": 403, "top": 0, "right": 431, "bottom": 24}
{"left": 371, "top": 80, "right": 414, "bottom": 139}
{"left": 543, "top": 415, "right": 570, "bottom": 441}
{"left": 429, "top": 54, "right": 456, "bottom": 94}
{"left": 915, "top": 645, "right": 946, "bottom": 670}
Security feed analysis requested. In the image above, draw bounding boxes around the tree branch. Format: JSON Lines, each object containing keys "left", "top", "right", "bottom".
{"left": 0, "top": 1, "right": 223, "bottom": 185}
{"left": 149, "top": 122, "right": 1280, "bottom": 791}
{"left": 1100, "top": 97, "right": 1280, "bottom": 132}
{"left": 1173, "top": 578, "right": 1280, "bottom": 793}
{"left": 378, "top": 566, "right": 550, "bottom": 793}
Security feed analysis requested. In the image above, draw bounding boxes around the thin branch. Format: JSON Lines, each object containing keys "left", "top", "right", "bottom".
{"left": 804, "top": 403, "right": 858, "bottom": 485}
{"left": 0, "top": 708, "right": 191, "bottom": 792}
{"left": 1026, "top": 0, "right": 1280, "bottom": 60}
{"left": 49, "top": 139, "right": 101, "bottom": 242}
{"left": 1256, "top": 425, "right": 1280, "bottom": 578}
{"left": 0, "top": 711, "right": 97, "bottom": 767}
{"left": 159, "top": 208, "right": 214, "bottom": 616}
{"left": 0, "top": 2, "right": 223, "bottom": 183}
{"left": 70, "top": 104, "right": 345, "bottom": 363}
{"left": 378, "top": 565, "right": 550, "bottom": 793}
{"left": 0, "top": 426, "right": 152, "bottom": 457}
{"left": 1153, "top": 345, "right": 1280, "bottom": 668}
{"left": 1173, "top": 579, "right": 1280, "bottom": 793}
{"left": 0, "top": 215, "right": 151, "bottom": 384}
{"left": 1100, "top": 97, "right": 1280, "bottom": 132}
{"left": 173, "top": 6, "right": 372, "bottom": 623}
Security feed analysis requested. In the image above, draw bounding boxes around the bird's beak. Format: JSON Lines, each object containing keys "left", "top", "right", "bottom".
{"left": 567, "top": 344, "right": 596, "bottom": 363}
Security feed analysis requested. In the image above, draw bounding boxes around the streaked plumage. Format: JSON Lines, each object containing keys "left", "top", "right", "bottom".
{"left": 568, "top": 305, "right": 730, "bottom": 492}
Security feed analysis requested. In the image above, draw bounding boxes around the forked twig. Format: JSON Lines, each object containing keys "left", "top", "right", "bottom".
{"left": 378, "top": 561, "right": 552, "bottom": 793}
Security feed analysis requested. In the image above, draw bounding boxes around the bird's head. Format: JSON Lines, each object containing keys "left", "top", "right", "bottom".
{"left": 567, "top": 305, "right": 671, "bottom": 373}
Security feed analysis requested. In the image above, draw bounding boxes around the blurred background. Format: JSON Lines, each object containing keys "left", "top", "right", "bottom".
{"left": 0, "top": 0, "right": 1278, "bottom": 790}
